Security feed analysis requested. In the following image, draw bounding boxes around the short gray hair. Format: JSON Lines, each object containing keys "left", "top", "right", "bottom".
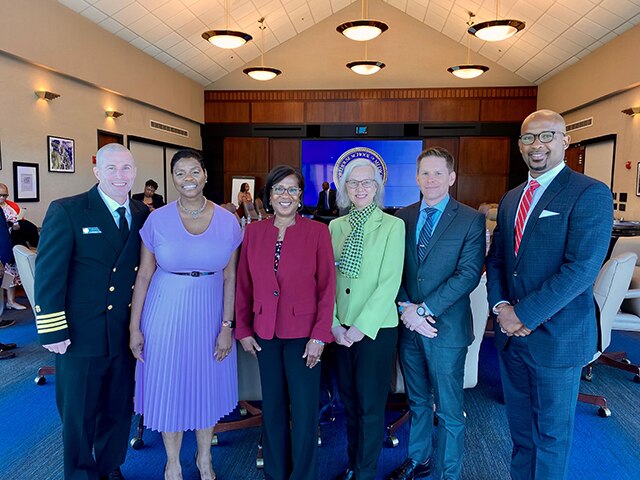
{"left": 336, "top": 159, "right": 385, "bottom": 209}
{"left": 95, "top": 143, "right": 133, "bottom": 169}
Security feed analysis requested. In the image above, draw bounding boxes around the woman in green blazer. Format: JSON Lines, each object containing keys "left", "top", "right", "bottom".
{"left": 329, "top": 158, "right": 405, "bottom": 480}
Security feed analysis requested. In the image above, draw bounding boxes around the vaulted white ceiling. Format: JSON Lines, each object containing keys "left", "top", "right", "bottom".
{"left": 58, "top": 0, "right": 640, "bottom": 88}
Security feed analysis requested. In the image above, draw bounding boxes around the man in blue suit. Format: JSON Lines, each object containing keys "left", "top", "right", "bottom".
{"left": 392, "top": 147, "right": 486, "bottom": 480}
{"left": 486, "top": 109, "right": 613, "bottom": 480}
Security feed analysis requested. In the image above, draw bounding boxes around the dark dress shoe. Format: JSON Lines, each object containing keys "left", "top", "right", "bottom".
{"left": 0, "top": 342, "right": 17, "bottom": 351}
{"left": 99, "top": 467, "right": 125, "bottom": 480}
{"left": 0, "top": 351, "right": 16, "bottom": 360}
{"left": 387, "top": 458, "right": 431, "bottom": 480}
{"left": 337, "top": 468, "right": 355, "bottom": 480}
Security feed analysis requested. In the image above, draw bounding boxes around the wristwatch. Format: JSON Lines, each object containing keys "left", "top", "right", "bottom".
{"left": 416, "top": 305, "right": 428, "bottom": 318}
{"left": 221, "top": 320, "right": 235, "bottom": 329}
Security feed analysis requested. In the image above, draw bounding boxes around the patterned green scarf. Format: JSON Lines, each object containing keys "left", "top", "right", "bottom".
{"left": 338, "top": 202, "right": 378, "bottom": 279}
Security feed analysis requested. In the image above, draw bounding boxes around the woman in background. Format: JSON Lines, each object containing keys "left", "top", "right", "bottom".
{"left": 0, "top": 183, "right": 25, "bottom": 310}
{"left": 130, "top": 150, "right": 242, "bottom": 480}
{"left": 236, "top": 165, "right": 335, "bottom": 480}
{"left": 132, "top": 179, "right": 165, "bottom": 211}
{"left": 329, "top": 159, "right": 405, "bottom": 480}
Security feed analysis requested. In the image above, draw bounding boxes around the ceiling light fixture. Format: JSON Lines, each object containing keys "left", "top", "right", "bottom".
{"left": 35, "top": 90, "right": 60, "bottom": 101}
{"left": 337, "top": 0, "right": 388, "bottom": 42}
{"left": 105, "top": 110, "right": 124, "bottom": 118}
{"left": 347, "top": 42, "right": 385, "bottom": 75}
{"left": 243, "top": 18, "right": 282, "bottom": 81}
{"left": 449, "top": 13, "right": 490, "bottom": 79}
{"left": 202, "top": 0, "right": 252, "bottom": 49}
{"left": 468, "top": 0, "right": 525, "bottom": 42}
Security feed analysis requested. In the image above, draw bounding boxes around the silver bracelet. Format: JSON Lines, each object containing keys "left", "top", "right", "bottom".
{"left": 311, "top": 339, "right": 325, "bottom": 345}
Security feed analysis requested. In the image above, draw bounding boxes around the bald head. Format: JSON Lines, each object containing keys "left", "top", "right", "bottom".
{"left": 93, "top": 143, "right": 137, "bottom": 204}
{"left": 521, "top": 109, "right": 566, "bottom": 135}
{"left": 95, "top": 143, "right": 135, "bottom": 169}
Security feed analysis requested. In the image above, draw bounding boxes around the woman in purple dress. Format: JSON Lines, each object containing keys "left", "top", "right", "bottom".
{"left": 129, "top": 150, "right": 242, "bottom": 480}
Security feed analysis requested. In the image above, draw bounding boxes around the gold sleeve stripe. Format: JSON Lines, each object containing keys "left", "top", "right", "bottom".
{"left": 36, "top": 315, "right": 66, "bottom": 325}
{"left": 36, "top": 311, "right": 66, "bottom": 320}
{"left": 36, "top": 318, "right": 66, "bottom": 329}
{"left": 38, "top": 324, "right": 68, "bottom": 334}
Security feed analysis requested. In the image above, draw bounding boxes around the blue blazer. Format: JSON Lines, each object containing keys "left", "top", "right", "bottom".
{"left": 486, "top": 167, "right": 613, "bottom": 367}
{"left": 396, "top": 198, "right": 486, "bottom": 348}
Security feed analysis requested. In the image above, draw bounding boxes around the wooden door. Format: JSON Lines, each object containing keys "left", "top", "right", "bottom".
{"left": 565, "top": 144, "right": 585, "bottom": 173}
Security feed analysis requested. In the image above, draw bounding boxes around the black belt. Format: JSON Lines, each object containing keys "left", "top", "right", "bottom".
{"left": 170, "top": 271, "right": 216, "bottom": 277}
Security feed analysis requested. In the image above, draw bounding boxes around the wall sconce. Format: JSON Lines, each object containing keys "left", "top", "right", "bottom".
{"left": 35, "top": 90, "right": 60, "bottom": 101}
{"left": 622, "top": 106, "right": 640, "bottom": 116}
{"left": 106, "top": 110, "right": 124, "bottom": 118}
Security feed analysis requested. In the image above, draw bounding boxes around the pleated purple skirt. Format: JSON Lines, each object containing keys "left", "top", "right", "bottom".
{"left": 134, "top": 269, "right": 238, "bottom": 432}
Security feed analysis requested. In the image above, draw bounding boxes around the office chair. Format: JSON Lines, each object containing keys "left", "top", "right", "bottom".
{"left": 578, "top": 252, "right": 637, "bottom": 417}
{"left": 12, "top": 245, "right": 55, "bottom": 385}
{"left": 385, "top": 275, "right": 489, "bottom": 447}
{"left": 610, "top": 236, "right": 640, "bottom": 332}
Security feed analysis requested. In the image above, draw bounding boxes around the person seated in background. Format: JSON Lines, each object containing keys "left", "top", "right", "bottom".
{"left": 316, "top": 181, "right": 338, "bottom": 216}
{"left": 236, "top": 165, "right": 336, "bottom": 480}
{"left": 254, "top": 187, "right": 269, "bottom": 218}
{"left": 132, "top": 179, "right": 165, "bottom": 212}
{"left": 0, "top": 183, "right": 26, "bottom": 311}
{"left": 0, "top": 205, "right": 18, "bottom": 350}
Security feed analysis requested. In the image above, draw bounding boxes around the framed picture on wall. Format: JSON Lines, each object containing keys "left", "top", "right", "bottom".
{"left": 47, "top": 135, "right": 75, "bottom": 173}
{"left": 13, "top": 162, "right": 39, "bottom": 202}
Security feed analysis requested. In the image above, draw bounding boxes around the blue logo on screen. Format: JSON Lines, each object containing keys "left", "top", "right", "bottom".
{"left": 333, "top": 147, "right": 388, "bottom": 187}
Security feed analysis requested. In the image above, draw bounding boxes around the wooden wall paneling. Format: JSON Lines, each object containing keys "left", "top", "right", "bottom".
{"left": 420, "top": 98, "right": 480, "bottom": 122}
{"left": 458, "top": 137, "right": 510, "bottom": 175}
{"left": 565, "top": 144, "right": 585, "bottom": 173}
{"left": 251, "top": 102, "right": 305, "bottom": 124}
{"left": 456, "top": 174, "right": 508, "bottom": 209}
{"left": 422, "top": 137, "right": 460, "bottom": 199}
{"left": 205, "top": 102, "right": 251, "bottom": 123}
{"left": 479, "top": 98, "right": 537, "bottom": 122}
{"left": 305, "top": 101, "right": 361, "bottom": 123}
{"left": 360, "top": 100, "right": 420, "bottom": 122}
{"left": 270, "top": 139, "right": 301, "bottom": 170}
{"left": 223, "top": 137, "right": 269, "bottom": 202}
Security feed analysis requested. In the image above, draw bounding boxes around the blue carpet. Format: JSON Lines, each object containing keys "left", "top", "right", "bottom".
{"left": 1, "top": 303, "right": 640, "bottom": 479}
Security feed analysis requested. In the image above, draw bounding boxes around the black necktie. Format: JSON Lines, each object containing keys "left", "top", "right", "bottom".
{"left": 116, "top": 206, "right": 129, "bottom": 242}
{"left": 417, "top": 207, "right": 437, "bottom": 263}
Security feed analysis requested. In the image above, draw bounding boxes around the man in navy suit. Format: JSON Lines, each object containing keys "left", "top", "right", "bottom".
{"left": 486, "top": 110, "right": 613, "bottom": 480}
{"left": 392, "top": 147, "right": 486, "bottom": 480}
{"left": 316, "top": 181, "right": 338, "bottom": 216}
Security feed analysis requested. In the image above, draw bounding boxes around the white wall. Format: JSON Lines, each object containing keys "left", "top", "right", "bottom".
{"left": 0, "top": 54, "right": 201, "bottom": 224}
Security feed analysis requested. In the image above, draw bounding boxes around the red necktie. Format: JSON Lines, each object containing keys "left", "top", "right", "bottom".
{"left": 514, "top": 180, "right": 540, "bottom": 255}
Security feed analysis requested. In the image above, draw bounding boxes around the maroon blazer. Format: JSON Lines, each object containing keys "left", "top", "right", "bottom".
{"left": 235, "top": 215, "right": 336, "bottom": 343}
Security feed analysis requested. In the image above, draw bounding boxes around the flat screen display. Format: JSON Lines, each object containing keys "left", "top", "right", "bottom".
{"left": 301, "top": 139, "right": 424, "bottom": 208}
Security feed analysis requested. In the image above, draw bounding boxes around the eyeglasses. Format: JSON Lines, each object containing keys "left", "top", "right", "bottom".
{"left": 346, "top": 179, "right": 376, "bottom": 190}
{"left": 272, "top": 185, "right": 302, "bottom": 196}
{"left": 519, "top": 131, "right": 565, "bottom": 145}
{"left": 0, "top": 194, "right": 9, "bottom": 198}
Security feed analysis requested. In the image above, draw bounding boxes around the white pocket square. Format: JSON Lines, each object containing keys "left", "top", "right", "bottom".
{"left": 539, "top": 210, "right": 560, "bottom": 218}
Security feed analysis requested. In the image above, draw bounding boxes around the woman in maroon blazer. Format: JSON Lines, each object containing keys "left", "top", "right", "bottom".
{"left": 236, "top": 165, "right": 336, "bottom": 480}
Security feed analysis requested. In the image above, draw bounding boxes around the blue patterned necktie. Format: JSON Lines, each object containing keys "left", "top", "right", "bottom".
{"left": 418, "top": 207, "right": 437, "bottom": 263}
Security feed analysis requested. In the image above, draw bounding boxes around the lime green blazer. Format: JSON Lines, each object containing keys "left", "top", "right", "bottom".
{"left": 329, "top": 208, "right": 405, "bottom": 339}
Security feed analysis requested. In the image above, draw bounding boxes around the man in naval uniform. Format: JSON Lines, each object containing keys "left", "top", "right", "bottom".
{"left": 35, "top": 143, "right": 149, "bottom": 480}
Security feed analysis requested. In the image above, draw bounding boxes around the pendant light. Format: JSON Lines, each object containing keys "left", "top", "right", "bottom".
{"left": 243, "top": 18, "right": 282, "bottom": 81}
{"left": 347, "top": 42, "right": 385, "bottom": 75}
{"left": 337, "top": 0, "right": 388, "bottom": 42}
{"left": 448, "top": 13, "right": 489, "bottom": 79}
{"left": 202, "top": 0, "right": 252, "bottom": 49}
{"left": 468, "top": 0, "right": 525, "bottom": 42}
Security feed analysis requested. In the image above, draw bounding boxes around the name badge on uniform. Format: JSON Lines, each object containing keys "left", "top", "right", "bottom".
{"left": 82, "top": 227, "right": 102, "bottom": 234}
